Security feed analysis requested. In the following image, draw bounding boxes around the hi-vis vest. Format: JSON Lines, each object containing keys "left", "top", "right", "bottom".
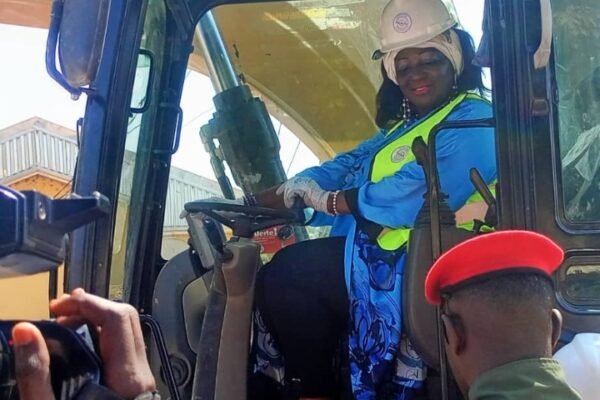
{"left": 370, "top": 92, "right": 494, "bottom": 251}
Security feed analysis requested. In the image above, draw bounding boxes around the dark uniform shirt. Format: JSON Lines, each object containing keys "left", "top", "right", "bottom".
{"left": 469, "top": 358, "right": 582, "bottom": 399}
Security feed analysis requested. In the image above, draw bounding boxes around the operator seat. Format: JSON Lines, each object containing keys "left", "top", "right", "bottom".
{"left": 150, "top": 213, "right": 226, "bottom": 398}
{"left": 402, "top": 204, "right": 478, "bottom": 400}
{"left": 150, "top": 246, "right": 213, "bottom": 399}
{"left": 403, "top": 221, "right": 474, "bottom": 370}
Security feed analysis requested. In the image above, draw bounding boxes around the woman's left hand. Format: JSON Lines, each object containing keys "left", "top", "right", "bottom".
{"left": 276, "top": 177, "right": 330, "bottom": 213}
{"left": 297, "top": 181, "right": 330, "bottom": 213}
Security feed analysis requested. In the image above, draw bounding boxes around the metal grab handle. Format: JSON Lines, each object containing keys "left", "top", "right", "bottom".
{"left": 152, "top": 103, "right": 183, "bottom": 155}
{"left": 140, "top": 315, "right": 182, "bottom": 400}
{"left": 534, "top": 0, "right": 553, "bottom": 69}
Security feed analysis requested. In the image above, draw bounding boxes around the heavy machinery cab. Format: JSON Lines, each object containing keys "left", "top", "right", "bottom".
{"left": 1, "top": 0, "right": 599, "bottom": 399}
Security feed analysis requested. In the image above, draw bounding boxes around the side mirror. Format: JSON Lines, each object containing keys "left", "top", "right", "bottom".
{"left": 46, "top": 0, "right": 110, "bottom": 99}
{"left": 130, "top": 50, "right": 154, "bottom": 114}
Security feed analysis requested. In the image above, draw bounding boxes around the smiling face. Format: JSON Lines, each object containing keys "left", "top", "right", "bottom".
{"left": 394, "top": 48, "right": 455, "bottom": 116}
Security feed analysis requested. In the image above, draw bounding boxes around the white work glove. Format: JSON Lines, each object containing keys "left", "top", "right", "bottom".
{"left": 276, "top": 176, "right": 331, "bottom": 214}
{"left": 276, "top": 176, "right": 313, "bottom": 208}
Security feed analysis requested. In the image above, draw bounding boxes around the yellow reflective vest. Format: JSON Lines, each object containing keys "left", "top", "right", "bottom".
{"left": 370, "top": 93, "right": 495, "bottom": 251}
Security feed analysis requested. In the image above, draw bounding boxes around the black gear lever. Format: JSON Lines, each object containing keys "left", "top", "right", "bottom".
{"left": 469, "top": 168, "right": 498, "bottom": 230}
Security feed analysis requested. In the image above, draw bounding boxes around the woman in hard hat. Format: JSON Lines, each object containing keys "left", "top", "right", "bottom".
{"left": 249, "top": 0, "right": 496, "bottom": 398}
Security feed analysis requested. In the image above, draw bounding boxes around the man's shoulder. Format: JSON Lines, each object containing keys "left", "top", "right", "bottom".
{"left": 469, "top": 358, "right": 582, "bottom": 400}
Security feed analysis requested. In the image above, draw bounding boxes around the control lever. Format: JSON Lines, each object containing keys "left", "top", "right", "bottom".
{"left": 412, "top": 136, "right": 431, "bottom": 194}
{"left": 412, "top": 135, "right": 453, "bottom": 400}
{"left": 412, "top": 136, "right": 455, "bottom": 227}
{"left": 469, "top": 168, "right": 498, "bottom": 230}
{"left": 183, "top": 210, "right": 227, "bottom": 270}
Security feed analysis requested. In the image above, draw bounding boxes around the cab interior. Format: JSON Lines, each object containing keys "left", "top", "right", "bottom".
{"left": 116, "top": 0, "right": 600, "bottom": 399}
{"left": 2, "top": 0, "right": 599, "bottom": 399}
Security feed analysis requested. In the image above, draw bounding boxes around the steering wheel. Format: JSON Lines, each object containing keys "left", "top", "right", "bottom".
{"left": 184, "top": 201, "right": 305, "bottom": 238}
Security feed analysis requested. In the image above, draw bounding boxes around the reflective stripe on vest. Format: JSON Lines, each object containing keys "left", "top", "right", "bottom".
{"left": 369, "top": 93, "right": 492, "bottom": 251}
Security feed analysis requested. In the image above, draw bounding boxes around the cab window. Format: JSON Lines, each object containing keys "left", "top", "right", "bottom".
{"left": 554, "top": 0, "right": 600, "bottom": 224}
{"left": 160, "top": 70, "right": 319, "bottom": 259}
{"left": 155, "top": 0, "right": 488, "bottom": 260}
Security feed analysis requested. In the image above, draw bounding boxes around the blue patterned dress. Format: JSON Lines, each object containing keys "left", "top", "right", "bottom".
{"left": 253, "top": 97, "right": 496, "bottom": 399}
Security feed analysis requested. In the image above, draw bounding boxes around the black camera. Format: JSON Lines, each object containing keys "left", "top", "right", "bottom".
{"left": 0, "top": 321, "right": 102, "bottom": 399}
{"left": 0, "top": 186, "right": 110, "bottom": 399}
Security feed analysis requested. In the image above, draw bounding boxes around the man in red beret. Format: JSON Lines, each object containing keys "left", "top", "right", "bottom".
{"left": 425, "top": 230, "right": 582, "bottom": 399}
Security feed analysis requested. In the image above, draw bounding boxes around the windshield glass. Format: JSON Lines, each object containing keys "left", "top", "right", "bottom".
{"left": 161, "top": 68, "right": 320, "bottom": 259}
{"left": 154, "top": 0, "right": 486, "bottom": 260}
{"left": 208, "top": 0, "right": 485, "bottom": 158}
{"left": 113, "top": 0, "right": 489, "bottom": 298}
{"left": 554, "top": 0, "right": 600, "bottom": 224}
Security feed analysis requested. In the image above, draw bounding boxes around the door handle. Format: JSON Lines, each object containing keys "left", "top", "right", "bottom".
{"left": 534, "top": 0, "right": 553, "bottom": 69}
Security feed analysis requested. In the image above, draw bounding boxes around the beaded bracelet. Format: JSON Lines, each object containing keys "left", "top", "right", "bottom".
{"left": 332, "top": 190, "right": 341, "bottom": 215}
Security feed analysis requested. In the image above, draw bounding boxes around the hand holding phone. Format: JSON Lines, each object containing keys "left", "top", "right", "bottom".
{"left": 3, "top": 289, "right": 156, "bottom": 400}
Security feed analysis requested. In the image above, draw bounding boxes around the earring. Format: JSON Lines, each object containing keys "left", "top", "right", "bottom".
{"left": 452, "top": 77, "right": 459, "bottom": 95}
{"left": 402, "top": 98, "right": 411, "bottom": 120}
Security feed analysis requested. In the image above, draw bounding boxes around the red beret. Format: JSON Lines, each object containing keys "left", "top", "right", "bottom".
{"left": 425, "top": 230, "right": 564, "bottom": 305}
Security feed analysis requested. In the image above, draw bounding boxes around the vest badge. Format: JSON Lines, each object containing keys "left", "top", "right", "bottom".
{"left": 391, "top": 145, "right": 411, "bottom": 163}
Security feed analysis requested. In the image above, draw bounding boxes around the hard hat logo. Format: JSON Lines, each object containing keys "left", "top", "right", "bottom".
{"left": 392, "top": 13, "right": 412, "bottom": 34}
{"left": 375, "top": 0, "right": 457, "bottom": 59}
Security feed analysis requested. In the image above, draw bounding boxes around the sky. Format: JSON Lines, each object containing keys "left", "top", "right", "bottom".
{"left": 0, "top": 0, "right": 484, "bottom": 181}
{"left": 0, "top": 22, "right": 318, "bottom": 180}
{"left": 0, "top": 24, "right": 85, "bottom": 129}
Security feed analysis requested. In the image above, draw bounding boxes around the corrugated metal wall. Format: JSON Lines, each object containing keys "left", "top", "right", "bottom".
{"left": 0, "top": 127, "right": 77, "bottom": 179}
{"left": 0, "top": 125, "right": 228, "bottom": 230}
{"left": 119, "top": 151, "right": 227, "bottom": 230}
{"left": 164, "top": 175, "right": 217, "bottom": 229}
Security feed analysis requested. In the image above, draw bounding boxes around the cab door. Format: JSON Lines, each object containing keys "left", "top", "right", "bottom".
{"left": 491, "top": 0, "right": 600, "bottom": 331}
{"left": 65, "top": 0, "right": 148, "bottom": 297}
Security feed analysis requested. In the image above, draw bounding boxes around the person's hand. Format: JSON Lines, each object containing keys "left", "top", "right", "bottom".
{"left": 298, "top": 184, "right": 330, "bottom": 214}
{"left": 49, "top": 289, "right": 156, "bottom": 399}
{"left": 276, "top": 177, "right": 330, "bottom": 213}
{"left": 13, "top": 288, "right": 156, "bottom": 400}
{"left": 12, "top": 322, "right": 55, "bottom": 400}
{"left": 276, "top": 176, "right": 314, "bottom": 208}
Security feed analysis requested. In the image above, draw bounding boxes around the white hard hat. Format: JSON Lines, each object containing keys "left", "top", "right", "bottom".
{"left": 373, "top": 0, "right": 457, "bottom": 59}
{"left": 554, "top": 333, "right": 600, "bottom": 400}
